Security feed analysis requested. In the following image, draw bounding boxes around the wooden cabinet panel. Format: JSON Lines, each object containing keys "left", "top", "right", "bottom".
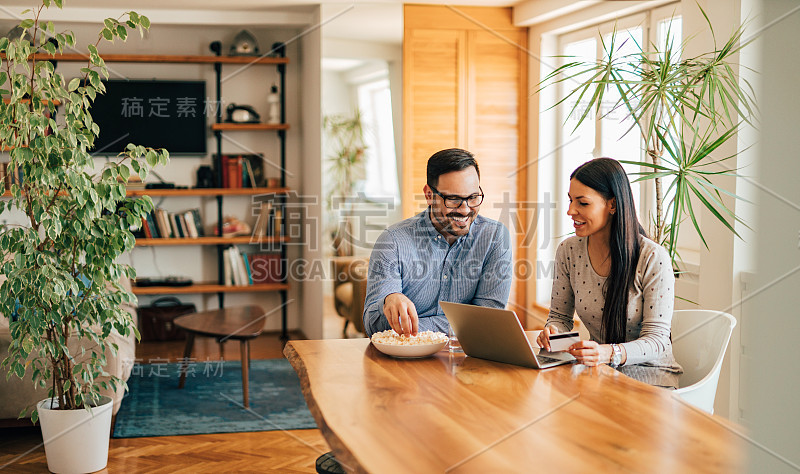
{"left": 403, "top": 28, "right": 463, "bottom": 214}
{"left": 469, "top": 30, "right": 526, "bottom": 224}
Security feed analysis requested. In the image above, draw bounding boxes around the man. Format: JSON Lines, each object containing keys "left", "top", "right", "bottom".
{"left": 363, "top": 148, "right": 512, "bottom": 337}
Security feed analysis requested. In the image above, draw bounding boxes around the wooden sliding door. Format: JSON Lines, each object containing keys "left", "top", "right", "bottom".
{"left": 403, "top": 5, "right": 528, "bottom": 315}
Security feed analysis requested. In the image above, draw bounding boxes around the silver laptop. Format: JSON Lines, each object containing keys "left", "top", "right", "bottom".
{"left": 440, "top": 301, "right": 574, "bottom": 369}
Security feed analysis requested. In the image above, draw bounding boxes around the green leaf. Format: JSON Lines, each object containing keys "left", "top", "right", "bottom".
{"left": 102, "top": 28, "right": 113, "bottom": 41}
{"left": 89, "top": 72, "right": 100, "bottom": 88}
{"left": 19, "top": 19, "right": 34, "bottom": 29}
{"left": 21, "top": 338, "right": 33, "bottom": 354}
{"left": 68, "top": 77, "right": 80, "bottom": 92}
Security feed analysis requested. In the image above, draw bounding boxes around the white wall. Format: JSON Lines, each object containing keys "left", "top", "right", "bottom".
{"left": 737, "top": 0, "right": 800, "bottom": 471}
{"left": 0, "top": 5, "right": 323, "bottom": 338}
{"left": 298, "top": 6, "right": 324, "bottom": 339}
{"left": 681, "top": 0, "right": 742, "bottom": 420}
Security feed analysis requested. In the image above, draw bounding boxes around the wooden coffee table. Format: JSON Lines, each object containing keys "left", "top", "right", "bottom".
{"left": 174, "top": 305, "right": 266, "bottom": 408}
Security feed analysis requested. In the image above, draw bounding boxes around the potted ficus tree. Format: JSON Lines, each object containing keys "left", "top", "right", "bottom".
{"left": 0, "top": 2, "right": 168, "bottom": 472}
{"left": 540, "top": 10, "right": 755, "bottom": 267}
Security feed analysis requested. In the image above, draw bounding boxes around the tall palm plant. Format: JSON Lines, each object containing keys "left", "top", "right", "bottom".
{"left": 541, "top": 10, "right": 755, "bottom": 264}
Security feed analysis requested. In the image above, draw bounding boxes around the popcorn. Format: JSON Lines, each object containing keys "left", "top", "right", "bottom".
{"left": 371, "top": 329, "right": 448, "bottom": 346}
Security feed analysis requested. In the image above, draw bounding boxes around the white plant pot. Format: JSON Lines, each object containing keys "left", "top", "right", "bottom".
{"left": 37, "top": 395, "right": 113, "bottom": 474}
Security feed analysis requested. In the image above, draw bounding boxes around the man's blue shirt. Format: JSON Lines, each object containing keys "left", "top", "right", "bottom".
{"left": 363, "top": 208, "right": 512, "bottom": 336}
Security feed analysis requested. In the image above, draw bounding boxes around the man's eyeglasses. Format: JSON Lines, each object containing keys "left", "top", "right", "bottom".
{"left": 429, "top": 185, "right": 484, "bottom": 209}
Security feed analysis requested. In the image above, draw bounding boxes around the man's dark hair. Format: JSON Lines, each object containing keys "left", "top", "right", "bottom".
{"left": 426, "top": 148, "right": 480, "bottom": 187}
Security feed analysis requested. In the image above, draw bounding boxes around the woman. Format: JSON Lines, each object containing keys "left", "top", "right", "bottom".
{"left": 536, "top": 158, "right": 682, "bottom": 388}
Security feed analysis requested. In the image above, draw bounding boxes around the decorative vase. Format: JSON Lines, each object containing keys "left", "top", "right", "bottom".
{"left": 267, "top": 84, "right": 281, "bottom": 124}
{"left": 37, "top": 395, "right": 113, "bottom": 474}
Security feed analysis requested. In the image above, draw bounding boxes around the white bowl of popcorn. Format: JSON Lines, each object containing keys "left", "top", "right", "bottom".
{"left": 370, "top": 330, "right": 449, "bottom": 358}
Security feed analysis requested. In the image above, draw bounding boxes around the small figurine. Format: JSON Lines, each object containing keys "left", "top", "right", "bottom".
{"left": 230, "top": 30, "right": 260, "bottom": 56}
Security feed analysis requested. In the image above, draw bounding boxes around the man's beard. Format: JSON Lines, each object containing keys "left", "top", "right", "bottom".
{"left": 436, "top": 209, "right": 475, "bottom": 236}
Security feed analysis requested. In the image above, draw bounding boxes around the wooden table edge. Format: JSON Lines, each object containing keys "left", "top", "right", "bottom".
{"left": 284, "top": 342, "right": 367, "bottom": 474}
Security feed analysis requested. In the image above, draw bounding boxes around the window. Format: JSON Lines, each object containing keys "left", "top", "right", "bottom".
{"left": 537, "top": 5, "right": 683, "bottom": 306}
{"left": 357, "top": 78, "right": 399, "bottom": 203}
{"left": 556, "top": 20, "right": 644, "bottom": 241}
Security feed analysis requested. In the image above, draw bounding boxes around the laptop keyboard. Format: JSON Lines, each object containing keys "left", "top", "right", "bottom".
{"left": 537, "top": 354, "right": 565, "bottom": 365}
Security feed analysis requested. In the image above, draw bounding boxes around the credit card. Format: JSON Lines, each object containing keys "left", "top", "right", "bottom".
{"left": 548, "top": 331, "right": 580, "bottom": 352}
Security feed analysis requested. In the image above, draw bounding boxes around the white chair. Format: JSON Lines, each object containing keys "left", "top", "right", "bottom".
{"left": 672, "top": 310, "right": 736, "bottom": 414}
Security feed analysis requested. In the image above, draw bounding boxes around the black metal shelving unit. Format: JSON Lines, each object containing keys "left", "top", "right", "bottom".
{"left": 210, "top": 41, "right": 290, "bottom": 340}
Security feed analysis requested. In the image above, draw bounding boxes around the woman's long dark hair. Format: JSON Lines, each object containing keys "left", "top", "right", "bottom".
{"left": 571, "top": 158, "right": 646, "bottom": 344}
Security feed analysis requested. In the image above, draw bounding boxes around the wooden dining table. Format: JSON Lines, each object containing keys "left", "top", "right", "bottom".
{"left": 285, "top": 337, "right": 746, "bottom": 473}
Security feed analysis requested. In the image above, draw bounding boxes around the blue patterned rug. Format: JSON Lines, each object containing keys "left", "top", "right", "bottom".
{"left": 112, "top": 359, "right": 317, "bottom": 438}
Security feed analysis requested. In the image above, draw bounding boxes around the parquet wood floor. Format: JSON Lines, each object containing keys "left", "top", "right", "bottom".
{"left": 0, "top": 331, "right": 332, "bottom": 473}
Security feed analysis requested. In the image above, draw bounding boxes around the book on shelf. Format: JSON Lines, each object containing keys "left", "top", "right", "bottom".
{"left": 125, "top": 175, "right": 146, "bottom": 190}
{"left": 170, "top": 213, "right": 184, "bottom": 238}
{"left": 242, "top": 252, "right": 254, "bottom": 285}
{"left": 223, "top": 247, "right": 234, "bottom": 285}
{"left": 252, "top": 201, "right": 284, "bottom": 240}
{"left": 141, "top": 216, "right": 153, "bottom": 238}
{"left": 253, "top": 202, "right": 272, "bottom": 238}
{"left": 225, "top": 246, "right": 250, "bottom": 286}
{"left": 190, "top": 209, "right": 205, "bottom": 237}
{"left": 237, "top": 250, "right": 249, "bottom": 286}
{"left": 248, "top": 253, "right": 283, "bottom": 284}
{"left": 243, "top": 158, "right": 256, "bottom": 188}
{"left": 137, "top": 208, "right": 205, "bottom": 240}
{"left": 182, "top": 210, "right": 197, "bottom": 238}
{"left": 145, "top": 212, "right": 160, "bottom": 238}
{"left": 274, "top": 208, "right": 283, "bottom": 237}
{"left": 214, "top": 154, "right": 268, "bottom": 188}
{"left": 228, "top": 247, "right": 240, "bottom": 285}
{"left": 154, "top": 208, "right": 172, "bottom": 238}
{"left": 221, "top": 247, "right": 283, "bottom": 286}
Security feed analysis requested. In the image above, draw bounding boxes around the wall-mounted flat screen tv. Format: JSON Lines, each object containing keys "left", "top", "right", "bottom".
{"left": 89, "top": 79, "right": 207, "bottom": 155}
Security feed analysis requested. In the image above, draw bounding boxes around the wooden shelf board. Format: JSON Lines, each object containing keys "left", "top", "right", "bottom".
{"left": 126, "top": 187, "right": 289, "bottom": 197}
{"left": 16, "top": 53, "right": 289, "bottom": 65}
{"left": 2, "top": 98, "right": 61, "bottom": 105}
{"left": 211, "top": 123, "right": 290, "bottom": 131}
{"left": 132, "top": 282, "right": 289, "bottom": 295}
{"left": 136, "top": 236, "right": 288, "bottom": 246}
